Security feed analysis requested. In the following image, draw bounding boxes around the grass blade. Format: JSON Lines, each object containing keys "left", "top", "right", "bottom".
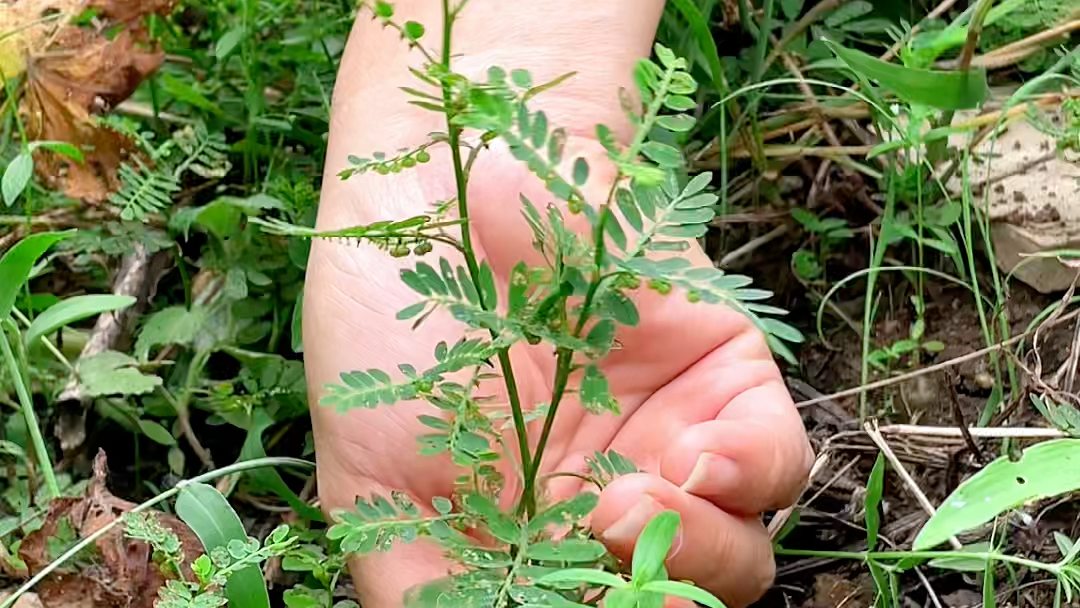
{"left": 176, "top": 482, "right": 270, "bottom": 608}
{"left": 0, "top": 231, "right": 74, "bottom": 320}
{"left": 25, "top": 294, "right": 136, "bottom": 347}
{"left": 824, "top": 39, "right": 987, "bottom": 110}
{"left": 238, "top": 410, "right": 324, "bottom": 522}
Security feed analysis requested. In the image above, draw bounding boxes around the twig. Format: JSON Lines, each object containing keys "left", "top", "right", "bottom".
{"left": 768, "top": 452, "right": 831, "bottom": 540}
{"left": 961, "top": 20, "right": 1080, "bottom": 69}
{"left": 801, "top": 454, "right": 861, "bottom": 510}
{"left": 878, "top": 424, "right": 1066, "bottom": 439}
{"left": 944, "top": 369, "right": 985, "bottom": 463}
{"left": 729, "top": 144, "right": 875, "bottom": 159}
{"left": 794, "top": 306, "right": 1080, "bottom": 408}
{"left": 761, "top": 0, "right": 849, "bottom": 77}
{"left": 718, "top": 224, "right": 788, "bottom": 267}
{"left": 864, "top": 419, "right": 963, "bottom": 550}
{"left": 54, "top": 243, "right": 157, "bottom": 451}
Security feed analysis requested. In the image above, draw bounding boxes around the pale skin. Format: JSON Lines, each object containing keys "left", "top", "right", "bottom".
{"left": 303, "top": 1, "right": 815, "bottom": 607}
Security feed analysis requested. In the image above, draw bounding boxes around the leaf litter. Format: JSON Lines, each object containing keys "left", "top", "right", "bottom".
{"left": 12, "top": 450, "right": 202, "bottom": 608}
{"left": 2, "top": 0, "right": 177, "bottom": 203}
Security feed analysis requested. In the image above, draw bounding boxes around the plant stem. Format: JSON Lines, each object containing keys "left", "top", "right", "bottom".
{"left": 775, "top": 547, "right": 1058, "bottom": 575}
{"left": 0, "top": 322, "right": 59, "bottom": 497}
{"left": 523, "top": 348, "right": 573, "bottom": 500}
{"left": 437, "top": 0, "right": 533, "bottom": 510}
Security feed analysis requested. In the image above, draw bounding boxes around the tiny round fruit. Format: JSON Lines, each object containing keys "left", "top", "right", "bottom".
{"left": 416, "top": 150, "right": 431, "bottom": 163}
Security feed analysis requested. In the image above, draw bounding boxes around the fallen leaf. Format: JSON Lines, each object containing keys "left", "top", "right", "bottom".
{"left": 4, "top": 0, "right": 175, "bottom": 202}
{"left": 19, "top": 450, "right": 203, "bottom": 608}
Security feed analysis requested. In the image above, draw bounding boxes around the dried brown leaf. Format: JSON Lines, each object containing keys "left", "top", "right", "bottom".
{"left": 5, "top": 0, "right": 175, "bottom": 202}
{"left": 19, "top": 451, "right": 202, "bottom": 608}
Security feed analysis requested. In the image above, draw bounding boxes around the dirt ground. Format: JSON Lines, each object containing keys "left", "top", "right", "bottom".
{"left": 725, "top": 168, "right": 1080, "bottom": 607}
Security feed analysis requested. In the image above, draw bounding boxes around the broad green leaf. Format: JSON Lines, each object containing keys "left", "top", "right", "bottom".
{"left": 666, "top": 0, "right": 724, "bottom": 93}
{"left": 525, "top": 539, "right": 607, "bottom": 563}
{"left": 138, "top": 420, "right": 176, "bottom": 446}
{"left": 538, "top": 568, "right": 626, "bottom": 588}
{"left": 825, "top": 39, "right": 987, "bottom": 110}
{"left": 0, "top": 231, "right": 73, "bottom": 319}
{"left": 865, "top": 451, "right": 885, "bottom": 549}
{"left": 134, "top": 305, "right": 210, "bottom": 361}
{"left": 2, "top": 153, "right": 33, "bottom": 207}
{"left": 632, "top": 510, "right": 679, "bottom": 584}
{"left": 780, "top": 0, "right": 804, "bottom": 20}
{"left": 641, "top": 580, "right": 727, "bottom": 608}
{"left": 238, "top": 410, "right": 324, "bottom": 521}
{"left": 215, "top": 27, "right": 246, "bottom": 60}
{"left": 914, "top": 439, "right": 1080, "bottom": 550}
{"left": 177, "top": 482, "right": 271, "bottom": 608}
{"left": 25, "top": 295, "right": 135, "bottom": 347}
{"left": 77, "top": 350, "right": 161, "bottom": 397}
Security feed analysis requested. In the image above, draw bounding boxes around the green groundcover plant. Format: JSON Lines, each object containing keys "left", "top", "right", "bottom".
{"left": 253, "top": 0, "right": 801, "bottom": 606}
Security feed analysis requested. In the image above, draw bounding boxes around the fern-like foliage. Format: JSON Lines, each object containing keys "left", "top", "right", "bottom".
{"left": 112, "top": 157, "right": 181, "bottom": 221}
{"left": 171, "top": 123, "right": 232, "bottom": 179}
{"left": 585, "top": 450, "right": 639, "bottom": 488}
{"left": 326, "top": 492, "right": 461, "bottom": 553}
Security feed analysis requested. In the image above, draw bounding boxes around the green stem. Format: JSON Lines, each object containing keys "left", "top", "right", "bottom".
{"left": 0, "top": 322, "right": 59, "bottom": 497}
{"left": 0, "top": 457, "right": 315, "bottom": 608}
{"left": 523, "top": 348, "right": 574, "bottom": 500}
{"left": 438, "top": 0, "right": 533, "bottom": 509}
{"left": 775, "top": 547, "right": 1058, "bottom": 575}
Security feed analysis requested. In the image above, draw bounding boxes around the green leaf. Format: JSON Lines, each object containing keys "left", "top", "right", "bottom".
{"left": 655, "top": 115, "right": 695, "bottom": 133}
{"left": 865, "top": 451, "right": 885, "bottom": 549}
{"left": 663, "top": 95, "right": 696, "bottom": 111}
{"left": 134, "top": 305, "right": 211, "bottom": 361}
{"left": 928, "top": 541, "right": 993, "bottom": 572}
{"left": 825, "top": 39, "right": 987, "bottom": 110}
{"left": 527, "top": 493, "right": 599, "bottom": 534}
{"left": 511, "top": 69, "right": 532, "bottom": 88}
{"left": 780, "top": 0, "right": 804, "bottom": 20}
{"left": 464, "top": 494, "right": 519, "bottom": 545}
{"left": 616, "top": 188, "right": 643, "bottom": 233}
{"left": 632, "top": 510, "right": 679, "bottom": 584}
{"left": 25, "top": 295, "right": 135, "bottom": 348}
{"left": 824, "top": 0, "right": 871, "bottom": 27}
{"left": 573, "top": 158, "right": 589, "bottom": 186}
{"left": 215, "top": 27, "right": 246, "bottom": 60}
{"left": 177, "top": 483, "right": 270, "bottom": 608}
{"left": 238, "top": 410, "right": 324, "bottom": 522}
{"left": 538, "top": 568, "right": 626, "bottom": 588}
{"left": 138, "top": 420, "right": 176, "bottom": 446}
{"left": 77, "top": 350, "right": 162, "bottom": 397}
{"left": 586, "top": 320, "right": 616, "bottom": 357}
{"left": 641, "top": 142, "right": 682, "bottom": 168}
{"left": 525, "top": 539, "right": 607, "bottom": 563}
{"left": 397, "top": 302, "right": 427, "bottom": 320}
{"left": 3, "top": 153, "right": 34, "bottom": 207}
{"left": 914, "top": 439, "right": 1080, "bottom": 550}
{"left": 640, "top": 581, "right": 727, "bottom": 608}
{"left": 0, "top": 231, "right": 73, "bottom": 320}
{"left": 478, "top": 262, "right": 497, "bottom": 309}
{"left": 596, "top": 289, "right": 639, "bottom": 327}
{"left": 581, "top": 364, "right": 618, "bottom": 414}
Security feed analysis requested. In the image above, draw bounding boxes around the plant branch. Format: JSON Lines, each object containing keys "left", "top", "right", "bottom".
{"left": 437, "top": 0, "right": 533, "bottom": 510}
